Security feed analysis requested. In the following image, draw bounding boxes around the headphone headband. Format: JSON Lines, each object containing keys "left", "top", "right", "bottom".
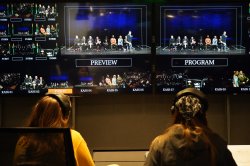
{"left": 45, "top": 93, "right": 71, "bottom": 117}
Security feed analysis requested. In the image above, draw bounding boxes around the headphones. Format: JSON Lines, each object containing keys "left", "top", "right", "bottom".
{"left": 170, "top": 88, "right": 208, "bottom": 114}
{"left": 45, "top": 93, "right": 71, "bottom": 117}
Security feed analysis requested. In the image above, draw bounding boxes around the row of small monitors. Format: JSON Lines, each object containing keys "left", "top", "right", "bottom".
{"left": 1, "top": 87, "right": 250, "bottom": 95}
{"left": 0, "top": 68, "right": 249, "bottom": 95}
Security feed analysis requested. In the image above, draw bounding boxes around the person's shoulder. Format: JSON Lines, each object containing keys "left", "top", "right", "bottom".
{"left": 167, "top": 124, "right": 185, "bottom": 136}
{"left": 70, "top": 129, "right": 83, "bottom": 140}
{"left": 150, "top": 134, "right": 166, "bottom": 151}
{"left": 151, "top": 125, "right": 183, "bottom": 147}
{"left": 209, "top": 131, "right": 227, "bottom": 146}
{"left": 70, "top": 129, "right": 88, "bottom": 146}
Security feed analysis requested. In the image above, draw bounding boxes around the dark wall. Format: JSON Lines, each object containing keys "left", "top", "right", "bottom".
{"left": 0, "top": 94, "right": 249, "bottom": 151}
{"left": 230, "top": 95, "right": 250, "bottom": 144}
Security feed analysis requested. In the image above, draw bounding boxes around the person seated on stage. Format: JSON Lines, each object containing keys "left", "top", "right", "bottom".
{"left": 205, "top": 35, "right": 211, "bottom": 50}
{"left": 95, "top": 36, "right": 101, "bottom": 51}
{"left": 212, "top": 36, "right": 218, "bottom": 51}
{"left": 21, "top": 74, "right": 33, "bottom": 89}
{"left": 32, "top": 75, "right": 40, "bottom": 89}
{"left": 110, "top": 35, "right": 117, "bottom": 50}
{"left": 37, "top": 4, "right": 43, "bottom": 17}
{"left": 50, "top": 24, "right": 57, "bottom": 36}
{"left": 103, "top": 36, "right": 109, "bottom": 51}
{"left": 218, "top": 36, "right": 223, "bottom": 51}
{"left": 169, "top": 35, "right": 176, "bottom": 51}
{"left": 238, "top": 70, "right": 249, "bottom": 86}
{"left": 232, "top": 71, "right": 239, "bottom": 87}
{"left": 37, "top": 76, "right": 45, "bottom": 89}
{"left": 176, "top": 36, "right": 182, "bottom": 50}
{"left": 117, "top": 35, "right": 124, "bottom": 51}
{"left": 105, "top": 74, "right": 112, "bottom": 86}
{"left": 45, "top": 5, "right": 51, "bottom": 18}
{"left": 40, "top": 25, "right": 46, "bottom": 35}
{"left": 190, "top": 36, "right": 196, "bottom": 50}
{"left": 87, "top": 36, "right": 94, "bottom": 50}
{"left": 81, "top": 36, "right": 87, "bottom": 51}
{"left": 45, "top": 25, "right": 50, "bottom": 36}
{"left": 23, "top": 74, "right": 32, "bottom": 89}
{"left": 49, "top": 6, "right": 56, "bottom": 18}
{"left": 111, "top": 75, "right": 117, "bottom": 86}
{"left": 117, "top": 74, "right": 123, "bottom": 87}
{"left": 37, "top": 4, "right": 46, "bottom": 18}
{"left": 74, "top": 35, "right": 81, "bottom": 51}
{"left": 198, "top": 36, "right": 204, "bottom": 50}
{"left": 182, "top": 36, "right": 189, "bottom": 49}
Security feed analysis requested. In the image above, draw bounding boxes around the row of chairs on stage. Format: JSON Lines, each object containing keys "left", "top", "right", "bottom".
{"left": 70, "top": 35, "right": 133, "bottom": 52}
{"left": 167, "top": 42, "right": 227, "bottom": 51}
{"left": 72, "top": 43, "right": 132, "bottom": 52}
{"left": 166, "top": 35, "right": 228, "bottom": 51}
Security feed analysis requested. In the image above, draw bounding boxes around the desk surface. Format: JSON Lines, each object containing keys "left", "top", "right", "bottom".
{"left": 93, "top": 146, "right": 250, "bottom": 166}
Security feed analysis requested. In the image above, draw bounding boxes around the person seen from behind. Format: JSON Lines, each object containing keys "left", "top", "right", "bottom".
{"left": 144, "top": 88, "right": 237, "bottom": 166}
{"left": 13, "top": 93, "right": 95, "bottom": 166}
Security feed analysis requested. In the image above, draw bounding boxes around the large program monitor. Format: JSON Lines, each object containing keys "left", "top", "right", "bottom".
{"left": 155, "top": 1, "right": 250, "bottom": 94}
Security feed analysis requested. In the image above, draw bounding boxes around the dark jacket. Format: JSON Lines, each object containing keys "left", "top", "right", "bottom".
{"left": 144, "top": 125, "right": 237, "bottom": 166}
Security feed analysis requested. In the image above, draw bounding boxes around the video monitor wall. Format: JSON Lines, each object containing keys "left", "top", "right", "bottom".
{"left": 0, "top": 1, "right": 152, "bottom": 95}
{"left": 1, "top": 0, "right": 250, "bottom": 96}
{"left": 155, "top": 1, "right": 250, "bottom": 94}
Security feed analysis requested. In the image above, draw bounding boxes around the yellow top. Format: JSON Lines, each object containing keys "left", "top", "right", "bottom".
{"left": 71, "top": 129, "right": 95, "bottom": 166}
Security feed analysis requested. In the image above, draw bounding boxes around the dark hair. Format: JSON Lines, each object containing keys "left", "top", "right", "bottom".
{"left": 14, "top": 93, "right": 72, "bottom": 165}
{"left": 26, "top": 93, "right": 71, "bottom": 128}
{"left": 169, "top": 88, "right": 217, "bottom": 166}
